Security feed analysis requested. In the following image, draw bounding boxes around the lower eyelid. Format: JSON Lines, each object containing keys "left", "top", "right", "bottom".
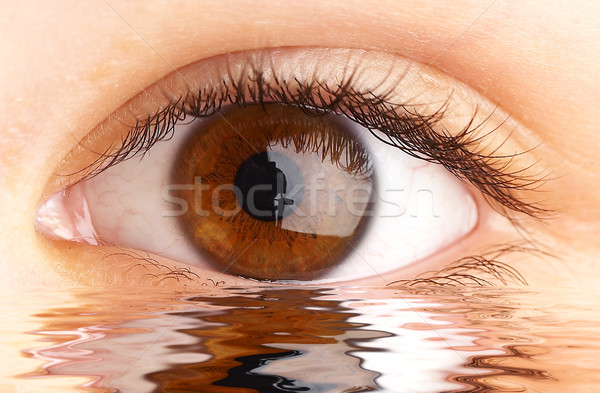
{"left": 35, "top": 180, "right": 524, "bottom": 288}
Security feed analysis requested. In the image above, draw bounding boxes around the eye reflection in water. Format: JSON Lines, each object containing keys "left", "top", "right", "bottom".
{"left": 144, "top": 289, "right": 382, "bottom": 392}
{"left": 15, "top": 287, "right": 592, "bottom": 393}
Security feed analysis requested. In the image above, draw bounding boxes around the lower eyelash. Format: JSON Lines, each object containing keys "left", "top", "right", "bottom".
{"left": 85, "top": 241, "right": 549, "bottom": 287}
{"left": 97, "top": 245, "right": 205, "bottom": 285}
{"left": 388, "top": 241, "right": 557, "bottom": 287}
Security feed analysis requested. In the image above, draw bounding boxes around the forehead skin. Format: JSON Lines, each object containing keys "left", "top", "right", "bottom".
{"left": 0, "top": 0, "right": 599, "bottom": 286}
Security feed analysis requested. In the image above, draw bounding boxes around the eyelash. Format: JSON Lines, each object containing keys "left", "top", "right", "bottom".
{"left": 77, "top": 61, "right": 545, "bottom": 219}
{"left": 66, "top": 57, "right": 550, "bottom": 286}
{"left": 389, "top": 241, "right": 556, "bottom": 287}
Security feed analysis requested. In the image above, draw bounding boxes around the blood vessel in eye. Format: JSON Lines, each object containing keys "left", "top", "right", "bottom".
{"left": 172, "top": 104, "right": 375, "bottom": 281}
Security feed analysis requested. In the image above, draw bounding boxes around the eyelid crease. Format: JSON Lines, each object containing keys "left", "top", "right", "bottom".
{"left": 58, "top": 48, "right": 548, "bottom": 220}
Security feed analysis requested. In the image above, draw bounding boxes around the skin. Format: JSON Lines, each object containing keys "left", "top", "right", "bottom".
{"left": 0, "top": 0, "right": 599, "bottom": 289}
{"left": 1, "top": 4, "right": 600, "bottom": 393}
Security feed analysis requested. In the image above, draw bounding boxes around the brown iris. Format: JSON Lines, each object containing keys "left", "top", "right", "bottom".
{"left": 172, "top": 104, "right": 375, "bottom": 281}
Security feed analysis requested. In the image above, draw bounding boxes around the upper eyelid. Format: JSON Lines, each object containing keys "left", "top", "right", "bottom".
{"left": 48, "top": 47, "right": 548, "bottom": 219}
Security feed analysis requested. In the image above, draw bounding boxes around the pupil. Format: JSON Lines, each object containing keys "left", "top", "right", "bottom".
{"left": 234, "top": 151, "right": 301, "bottom": 221}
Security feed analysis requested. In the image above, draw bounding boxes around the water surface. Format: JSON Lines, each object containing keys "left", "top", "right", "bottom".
{"left": 2, "top": 286, "right": 599, "bottom": 392}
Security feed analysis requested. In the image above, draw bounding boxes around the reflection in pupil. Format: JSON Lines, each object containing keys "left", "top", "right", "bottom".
{"left": 235, "top": 151, "right": 300, "bottom": 221}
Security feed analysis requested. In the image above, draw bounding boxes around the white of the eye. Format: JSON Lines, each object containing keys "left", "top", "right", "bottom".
{"left": 307, "top": 118, "right": 477, "bottom": 283}
{"left": 39, "top": 115, "right": 477, "bottom": 283}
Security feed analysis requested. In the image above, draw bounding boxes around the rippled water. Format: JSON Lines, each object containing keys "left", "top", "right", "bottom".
{"left": 1, "top": 286, "right": 599, "bottom": 393}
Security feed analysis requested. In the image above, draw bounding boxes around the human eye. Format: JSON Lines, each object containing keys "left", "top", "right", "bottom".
{"left": 34, "top": 48, "right": 546, "bottom": 286}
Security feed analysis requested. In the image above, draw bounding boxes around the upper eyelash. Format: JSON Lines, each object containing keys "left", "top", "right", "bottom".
{"left": 72, "top": 59, "right": 547, "bottom": 219}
